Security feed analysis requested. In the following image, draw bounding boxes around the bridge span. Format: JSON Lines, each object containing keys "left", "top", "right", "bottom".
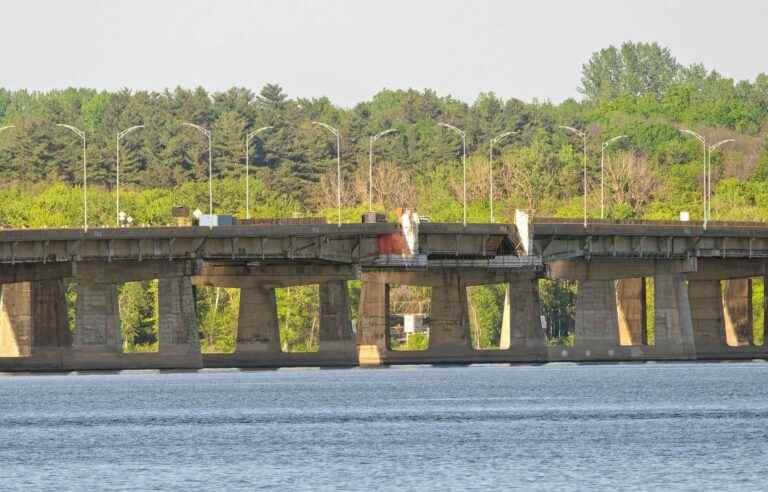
{"left": 1, "top": 214, "right": 767, "bottom": 371}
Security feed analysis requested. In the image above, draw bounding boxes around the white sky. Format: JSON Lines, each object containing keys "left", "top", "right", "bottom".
{"left": 2, "top": 0, "right": 766, "bottom": 107}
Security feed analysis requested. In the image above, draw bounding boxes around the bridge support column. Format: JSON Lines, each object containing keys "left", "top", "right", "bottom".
{"left": 318, "top": 280, "right": 355, "bottom": 361}
{"left": 72, "top": 282, "right": 122, "bottom": 354}
{"left": 653, "top": 272, "right": 696, "bottom": 358}
{"left": 722, "top": 279, "right": 752, "bottom": 347}
{"left": 688, "top": 280, "right": 726, "bottom": 352}
{"left": 0, "top": 280, "right": 71, "bottom": 358}
{"left": 428, "top": 277, "right": 470, "bottom": 355}
{"left": 357, "top": 273, "right": 388, "bottom": 366}
{"left": 501, "top": 279, "right": 546, "bottom": 356}
{"left": 616, "top": 278, "right": 647, "bottom": 346}
{"left": 157, "top": 277, "right": 202, "bottom": 367}
{"left": 236, "top": 286, "right": 281, "bottom": 354}
{"left": 574, "top": 280, "right": 619, "bottom": 353}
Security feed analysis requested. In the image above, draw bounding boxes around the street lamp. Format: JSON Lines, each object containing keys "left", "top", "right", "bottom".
{"left": 312, "top": 121, "right": 342, "bottom": 227}
{"left": 368, "top": 128, "right": 398, "bottom": 212}
{"left": 57, "top": 124, "right": 88, "bottom": 230}
{"left": 600, "top": 135, "right": 627, "bottom": 219}
{"left": 438, "top": 122, "right": 467, "bottom": 226}
{"left": 680, "top": 129, "right": 708, "bottom": 228}
{"left": 489, "top": 131, "right": 517, "bottom": 223}
{"left": 708, "top": 138, "right": 735, "bottom": 221}
{"left": 245, "top": 126, "right": 273, "bottom": 219}
{"left": 115, "top": 125, "right": 144, "bottom": 227}
{"left": 559, "top": 125, "right": 588, "bottom": 228}
{"left": 182, "top": 122, "right": 213, "bottom": 215}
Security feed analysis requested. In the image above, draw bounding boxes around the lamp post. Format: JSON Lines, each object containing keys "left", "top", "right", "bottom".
{"left": 57, "top": 124, "right": 88, "bottom": 230}
{"left": 600, "top": 135, "right": 627, "bottom": 219}
{"left": 489, "top": 131, "right": 517, "bottom": 223}
{"left": 559, "top": 125, "right": 588, "bottom": 228}
{"left": 312, "top": 121, "right": 342, "bottom": 227}
{"left": 708, "top": 138, "right": 735, "bottom": 221}
{"left": 245, "top": 126, "right": 273, "bottom": 219}
{"left": 680, "top": 129, "right": 708, "bottom": 228}
{"left": 182, "top": 122, "right": 213, "bottom": 215}
{"left": 438, "top": 122, "right": 467, "bottom": 226}
{"left": 368, "top": 128, "right": 398, "bottom": 212}
{"left": 115, "top": 125, "right": 144, "bottom": 227}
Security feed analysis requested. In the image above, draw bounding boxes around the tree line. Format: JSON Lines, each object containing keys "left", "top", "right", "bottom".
{"left": 3, "top": 41, "right": 768, "bottom": 350}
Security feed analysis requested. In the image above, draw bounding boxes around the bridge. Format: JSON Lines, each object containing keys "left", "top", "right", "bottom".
{"left": 0, "top": 212, "right": 767, "bottom": 371}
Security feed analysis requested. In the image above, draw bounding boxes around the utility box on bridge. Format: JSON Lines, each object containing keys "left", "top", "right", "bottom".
{"left": 199, "top": 214, "right": 234, "bottom": 227}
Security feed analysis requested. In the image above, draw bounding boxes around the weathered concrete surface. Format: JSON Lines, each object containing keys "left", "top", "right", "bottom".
{"left": 357, "top": 273, "right": 388, "bottom": 366}
{"left": 428, "top": 278, "right": 471, "bottom": 354}
{"left": 722, "top": 278, "right": 752, "bottom": 347}
{"left": 501, "top": 279, "right": 547, "bottom": 356}
{"left": 235, "top": 286, "right": 281, "bottom": 354}
{"left": 652, "top": 271, "right": 696, "bottom": 358}
{"left": 157, "top": 277, "right": 202, "bottom": 367}
{"left": 318, "top": 280, "right": 355, "bottom": 358}
{"left": 204, "top": 280, "right": 356, "bottom": 368}
{"left": 357, "top": 269, "right": 548, "bottom": 365}
{"left": 0, "top": 280, "right": 71, "bottom": 358}
{"left": 0, "top": 282, "right": 33, "bottom": 357}
{"left": 194, "top": 264, "right": 357, "bottom": 289}
{"left": 548, "top": 258, "right": 694, "bottom": 281}
{"left": 688, "top": 280, "right": 725, "bottom": 350}
{"left": 574, "top": 280, "right": 619, "bottom": 351}
{"left": 616, "top": 278, "right": 646, "bottom": 346}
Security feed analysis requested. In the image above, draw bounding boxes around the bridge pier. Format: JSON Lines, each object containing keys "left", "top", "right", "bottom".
{"left": 688, "top": 279, "right": 726, "bottom": 352}
{"left": 501, "top": 278, "right": 547, "bottom": 357}
{"left": 157, "top": 277, "right": 202, "bottom": 367}
{"left": 616, "top": 278, "right": 647, "bottom": 346}
{"left": 357, "top": 273, "right": 388, "bottom": 366}
{"left": 572, "top": 279, "right": 620, "bottom": 355}
{"left": 722, "top": 278, "right": 752, "bottom": 347}
{"left": 426, "top": 277, "right": 471, "bottom": 355}
{"left": 65, "top": 282, "right": 123, "bottom": 368}
{"left": 318, "top": 280, "right": 355, "bottom": 359}
{"left": 549, "top": 259, "right": 697, "bottom": 360}
{"left": 0, "top": 280, "right": 71, "bottom": 370}
{"left": 652, "top": 270, "right": 696, "bottom": 358}
{"left": 196, "top": 264, "right": 358, "bottom": 367}
{"left": 357, "top": 269, "right": 546, "bottom": 366}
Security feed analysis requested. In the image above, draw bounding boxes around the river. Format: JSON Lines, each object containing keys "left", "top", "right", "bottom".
{"left": 1, "top": 362, "right": 766, "bottom": 491}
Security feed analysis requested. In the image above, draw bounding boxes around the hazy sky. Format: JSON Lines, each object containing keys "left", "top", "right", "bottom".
{"left": 3, "top": 0, "right": 766, "bottom": 107}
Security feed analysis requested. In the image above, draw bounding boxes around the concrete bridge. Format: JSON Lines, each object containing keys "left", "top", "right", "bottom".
{"left": 1, "top": 214, "right": 767, "bottom": 371}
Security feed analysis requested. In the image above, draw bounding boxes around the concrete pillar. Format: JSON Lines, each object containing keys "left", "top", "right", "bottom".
{"left": 653, "top": 272, "right": 695, "bottom": 357}
{"left": 616, "top": 278, "right": 647, "bottom": 346}
{"left": 158, "top": 277, "right": 201, "bottom": 355}
{"left": 73, "top": 283, "right": 122, "bottom": 352}
{"left": 357, "top": 273, "right": 388, "bottom": 365}
{"left": 688, "top": 280, "right": 725, "bottom": 349}
{"left": 319, "top": 280, "right": 354, "bottom": 355}
{"left": 574, "top": 280, "right": 619, "bottom": 349}
{"left": 236, "top": 286, "right": 281, "bottom": 353}
{"left": 428, "top": 278, "right": 470, "bottom": 352}
{"left": 722, "top": 278, "right": 752, "bottom": 347}
{"left": 501, "top": 279, "right": 546, "bottom": 353}
{"left": 0, "top": 280, "right": 71, "bottom": 357}
{"left": 0, "top": 283, "right": 33, "bottom": 356}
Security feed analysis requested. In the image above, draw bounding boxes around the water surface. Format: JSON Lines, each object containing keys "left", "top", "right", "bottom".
{"left": 1, "top": 363, "right": 766, "bottom": 491}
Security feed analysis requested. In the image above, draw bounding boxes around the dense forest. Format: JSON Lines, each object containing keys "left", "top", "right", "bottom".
{"left": 2, "top": 41, "right": 767, "bottom": 351}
